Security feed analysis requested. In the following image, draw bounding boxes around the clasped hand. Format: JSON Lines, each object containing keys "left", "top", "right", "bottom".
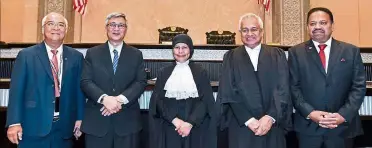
{"left": 308, "top": 111, "right": 345, "bottom": 129}
{"left": 247, "top": 115, "right": 274, "bottom": 136}
{"left": 100, "top": 96, "right": 123, "bottom": 116}
{"left": 172, "top": 118, "right": 193, "bottom": 137}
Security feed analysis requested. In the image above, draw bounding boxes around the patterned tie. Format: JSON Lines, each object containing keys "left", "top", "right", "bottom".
{"left": 51, "top": 49, "right": 60, "bottom": 97}
{"left": 318, "top": 44, "right": 327, "bottom": 70}
{"left": 113, "top": 49, "right": 119, "bottom": 74}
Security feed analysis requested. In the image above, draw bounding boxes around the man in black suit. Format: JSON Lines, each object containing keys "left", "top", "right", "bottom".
{"left": 80, "top": 12, "right": 147, "bottom": 148}
{"left": 218, "top": 13, "right": 292, "bottom": 148}
{"left": 288, "top": 7, "right": 366, "bottom": 148}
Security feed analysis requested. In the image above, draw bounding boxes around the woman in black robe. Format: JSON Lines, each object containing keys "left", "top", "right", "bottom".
{"left": 149, "top": 34, "right": 217, "bottom": 148}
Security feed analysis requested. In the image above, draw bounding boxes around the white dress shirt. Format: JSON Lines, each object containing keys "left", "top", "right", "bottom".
{"left": 97, "top": 41, "right": 129, "bottom": 105}
{"left": 312, "top": 37, "right": 332, "bottom": 73}
{"left": 45, "top": 43, "right": 63, "bottom": 117}
{"left": 245, "top": 44, "right": 261, "bottom": 71}
{"left": 45, "top": 43, "right": 63, "bottom": 88}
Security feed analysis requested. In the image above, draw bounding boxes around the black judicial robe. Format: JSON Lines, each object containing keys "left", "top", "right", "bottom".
{"left": 218, "top": 45, "right": 292, "bottom": 148}
{"left": 149, "top": 62, "right": 217, "bottom": 148}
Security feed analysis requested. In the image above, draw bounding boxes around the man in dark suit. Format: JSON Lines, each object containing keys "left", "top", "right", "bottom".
{"left": 288, "top": 7, "right": 366, "bottom": 148}
{"left": 6, "top": 12, "right": 85, "bottom": 148}
{"left": 218, "top": 13, "right": 292, "bottom": 148}
{"left": 80, "top": 12, "right": 146, "bottom": 148}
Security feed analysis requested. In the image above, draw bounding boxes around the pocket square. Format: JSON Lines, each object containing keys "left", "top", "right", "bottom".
{"left": 341, "top": 58, "right": 346, "bottom": 62}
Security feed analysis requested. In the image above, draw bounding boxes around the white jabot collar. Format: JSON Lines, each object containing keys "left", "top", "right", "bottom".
{"left": 164, "top": 60, "right": 199, "bottom": 100}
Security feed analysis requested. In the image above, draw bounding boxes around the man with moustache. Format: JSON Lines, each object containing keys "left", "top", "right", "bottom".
{"left": 6, "top": 12, "right": 85, "bottom": 148}
{"left": 218, "top": 13, "right": 292, "bottom": 148}
{"left": 288, "top": 7, "right": 365, "bottom": 148}
{"left": 80, "top": 12, "right": 146, "bottom": 148}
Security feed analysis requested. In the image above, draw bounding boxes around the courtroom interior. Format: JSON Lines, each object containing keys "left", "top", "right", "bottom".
{"left": 0, "top": 0, "right": 372, "bottom": 148}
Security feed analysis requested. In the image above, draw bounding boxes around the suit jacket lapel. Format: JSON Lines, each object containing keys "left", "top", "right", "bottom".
{"left": 114, "top": 42, "right": 127, "bottom": 77}
{"left": 61, "top": 46, "right": 71, "bottom": 88}
{"left": 236, "top": 46, "right": 263, "bottom": 117}
{"left": 158, "top": 63, "right": 176, "bottom": 95}
{"left": 306, "top": 40, "right": 327, "bottom": 76}
{"left": 237, "top": 46, "right": 256, "bottom": 72}
{"left": 36, "top": 42, "right": 53, "bottom": 81}
{"left": 257, "top": 45, "right": 271, "bottom": 74}
{"left": 101, "top": 42, "right": 115, "bottom": 77}
{"left": 257, "top": 45, "right": 272, "bottom": 105}
{"left": 114, "top": 42, "right": 136, "bottom": 80}
{"left": 327, "top": 39, "right": 343, "bottom": 76}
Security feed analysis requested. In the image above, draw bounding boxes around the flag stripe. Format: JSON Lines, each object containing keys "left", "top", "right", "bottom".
{"left": 73, "top": 0, "right": 87, "bottom": 15}
{"left": 265, "top": 0, "right": 270, "bottom": 11}
{"left": 78, "top": 0, "right": 82, "bottom": 6}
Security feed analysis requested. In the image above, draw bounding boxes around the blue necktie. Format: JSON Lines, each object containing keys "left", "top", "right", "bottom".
{"left": 113, "top": 49, "right": 118, "bottom": 73}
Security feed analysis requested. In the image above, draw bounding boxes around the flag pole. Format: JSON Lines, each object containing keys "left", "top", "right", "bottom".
{"left": 79, "top": 14, "right": 83, "bottom": 43}
{"left": 263, "top": 5, "right": 266, "bottom": 44}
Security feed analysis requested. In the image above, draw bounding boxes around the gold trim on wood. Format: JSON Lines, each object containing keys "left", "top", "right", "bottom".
{"left": 281, "top": 0, "right": 306, "bottom": 46}
{"left": 272, "top": 0, "right": 281, "bottom": 44}
{"left": 63, "top": 0, "right": 74, "bottom": 43}
{"left": 37, "top": 0, "right": 46, "bottom": 42}
{"left": 303, "top": 0, "right": 310, "bottom": 41}
{"left": 46, "top": 0, "right": 64, "bottom": 14}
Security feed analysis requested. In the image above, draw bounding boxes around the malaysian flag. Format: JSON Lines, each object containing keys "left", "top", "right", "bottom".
{"left": 73, "top": 0, "right": 88, "bottom": 15}
{"left": 258, "top": 0, "right": 271, "bottom": 12}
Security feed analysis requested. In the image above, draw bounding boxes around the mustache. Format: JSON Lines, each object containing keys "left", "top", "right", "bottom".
{"left": 244, "top": 35, "right": 256, "bottom": 38}
{"left": 312, "top": 29, "right": 325, "bottom": 33}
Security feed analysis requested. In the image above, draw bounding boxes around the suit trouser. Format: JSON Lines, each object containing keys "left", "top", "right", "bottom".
{"left": 85, "top": 125, "right": 139, "bottom": 148}
{"left": 18, "top": 120, "right": 73, "bottom": 148}
{"left": 297, "top": 133, "right": 353, "bottom": 148}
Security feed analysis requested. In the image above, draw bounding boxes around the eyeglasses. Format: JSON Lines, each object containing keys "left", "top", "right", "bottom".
{"left": 240, "top": 27, "right": 260, "bottom": 34}
{"left": 107, "top": 23, "right": 127, "bottom": 29}
{"left": 44, "top": 21, "right": 66, "bottom": 29}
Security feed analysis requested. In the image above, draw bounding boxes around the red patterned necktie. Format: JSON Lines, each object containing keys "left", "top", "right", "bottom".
{"left": 318, "top": 44, "right": 327, "bottom": 69}
{"left": 51, "top": 50, "right": 60, "bottom": 97}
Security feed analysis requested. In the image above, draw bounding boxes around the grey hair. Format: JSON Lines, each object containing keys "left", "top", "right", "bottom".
{"left": 41, "top": 12, "right": 68, "bottom": 33}
{"left": 238, "top": 13, "right": 264, "bottom": 30}
{"left": 105, "top": 12, "right": 127, "bottom": 25}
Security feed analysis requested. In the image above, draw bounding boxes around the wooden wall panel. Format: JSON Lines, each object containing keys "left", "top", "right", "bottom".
{"left": 310, "top": 0, "right": 359, "bottom": 45}
{"left": 359, "top": 0, "right": 372, "bottom": 47}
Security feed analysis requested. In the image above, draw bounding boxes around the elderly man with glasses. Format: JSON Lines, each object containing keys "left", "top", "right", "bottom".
{"left": 218, "top": 13, "right": 292, "bottom": 148}
{"left": 6, "top": 12, "right": 85, "bottom": 148}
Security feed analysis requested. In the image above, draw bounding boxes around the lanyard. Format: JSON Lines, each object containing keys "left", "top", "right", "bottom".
{"left": 50, "top": 52, "right": 63, "bottom": 86}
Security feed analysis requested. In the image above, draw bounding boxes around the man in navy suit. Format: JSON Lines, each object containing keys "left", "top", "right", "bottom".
{"left": 80, "top": 12, "right": 146, "bottom": 148}
{"left": 6, "top": 12, "right": 85, "bottom": 148}
{"left": 288, "top": 7, "right": 366, "bottom": 148}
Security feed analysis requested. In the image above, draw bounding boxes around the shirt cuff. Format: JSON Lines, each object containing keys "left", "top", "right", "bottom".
{"left": 97, "top": 94, "right": 108, "bottom": 104}
{"left": 9, "top": 123, "right": 21, "bottom": 127}
{"left": 117, "top": 95, "right": 129, "bottom": 104}
{"left": 244, "top": 117, "right": 256, "bottom": 126}
{"left": 267, "top": 115, "right": 276, "bottom": 123}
